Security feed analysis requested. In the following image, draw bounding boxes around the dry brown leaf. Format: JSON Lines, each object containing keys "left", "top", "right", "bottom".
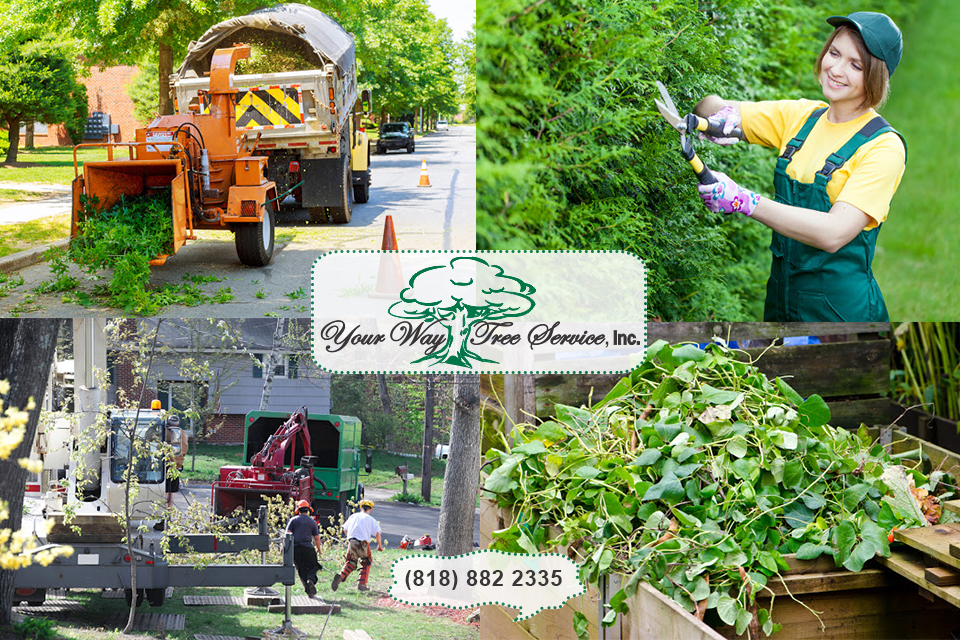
{"left": 698, "top": 405, "right": 732, "bottom": 424}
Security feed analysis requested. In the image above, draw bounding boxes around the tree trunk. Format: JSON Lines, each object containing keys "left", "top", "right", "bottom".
{"left": 420, "top": 373, "right": 435, "bottom": 502}
{"left": 437, "top": 373, "right": 482, "bottom": 556}
{"left": 0, "top": 319, "right": 62, "bottom": 625}
{"left": 25, "top": 122, "right": 34, "bottom": 149}
{"left": 259, "top": 319, "right": 287, "bottom": 410}
{"left": 5, "top": 118, "right": 20, "bottom": 164}
{"left": 158, "top": 37, "right": 174, "bottom": 116}
{"left": 377, "top": 374, "right": 396, "bottom": 451}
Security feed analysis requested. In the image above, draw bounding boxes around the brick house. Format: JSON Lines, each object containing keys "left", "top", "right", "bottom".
{"left": 109, "top": 319, "right": 331, "bottom": 445}
{"left": 20, "top": 64, "right": 148, "bottom": 147}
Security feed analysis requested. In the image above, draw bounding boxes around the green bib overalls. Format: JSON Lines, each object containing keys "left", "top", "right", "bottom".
{"left": 763, "top": 107, "right": 905, "bottom": 321}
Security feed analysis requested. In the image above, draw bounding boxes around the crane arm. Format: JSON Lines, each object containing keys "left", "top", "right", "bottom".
{"left": 250, "top": 406, "right": 311, "bottom": 471}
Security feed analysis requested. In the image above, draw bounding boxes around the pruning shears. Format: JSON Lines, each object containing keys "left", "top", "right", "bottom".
{"left": 654, "top": 81, "right": 745, "bottom": 185}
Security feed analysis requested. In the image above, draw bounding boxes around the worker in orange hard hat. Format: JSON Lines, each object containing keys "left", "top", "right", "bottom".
{"left": 284, "top": 499, "right": 322, "bottom": 596}
{"left": 332, "top": 499, "right": 382, "bottom": 592}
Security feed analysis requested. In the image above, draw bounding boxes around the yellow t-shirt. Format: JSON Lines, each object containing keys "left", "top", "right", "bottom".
{"left": 741, "top": 99, "right": 906, "bottom": 229}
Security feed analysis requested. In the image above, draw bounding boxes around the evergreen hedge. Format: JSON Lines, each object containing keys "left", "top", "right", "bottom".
{"left": 477, "top": 0, "right": 920, "bottom": 320}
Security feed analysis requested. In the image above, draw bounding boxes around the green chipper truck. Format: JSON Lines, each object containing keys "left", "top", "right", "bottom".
{"left": 212, "top": 407, "right": 368, "bottom": 521}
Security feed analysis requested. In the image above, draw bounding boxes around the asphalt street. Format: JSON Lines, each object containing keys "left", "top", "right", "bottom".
{"left": 171, "top": 483, "right": 480, "bottom": 550}
{"left": 0, "top": 126, "right": 475, "bottom": 318}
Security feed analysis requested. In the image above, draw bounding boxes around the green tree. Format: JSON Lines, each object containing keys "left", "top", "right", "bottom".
{"left": 457, "top": 28, "right": 475, "bottom": 119}
{"left": 0, "top": 36, "right": 87, "bottom": 163}
{"left": 127, "top": 62, "right": 159, "bottom": 124}
{"left": 25, "top": 0, "right": 257, "bottom": 115}
{"left": 347, "top": 0, "right": 457, "bottom": 124}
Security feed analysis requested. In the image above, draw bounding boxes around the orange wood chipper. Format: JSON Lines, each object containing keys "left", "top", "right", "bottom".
{"left": 71, "top": 44, "right": 280, "bottom": 267}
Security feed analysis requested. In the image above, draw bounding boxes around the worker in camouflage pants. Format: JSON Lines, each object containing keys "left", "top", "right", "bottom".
{"left": 331, "top": 500, "right": 383, "bottom": 592}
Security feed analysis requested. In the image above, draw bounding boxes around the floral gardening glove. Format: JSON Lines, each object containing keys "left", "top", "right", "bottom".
{"left": 697, "top": 171, "right": 761, "bottom": 216}
{"left": 700, "top": 106, "right": 741, "bottom": 146}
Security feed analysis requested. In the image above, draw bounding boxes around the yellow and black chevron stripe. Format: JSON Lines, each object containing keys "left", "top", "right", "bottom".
{"left": 200, "top": 84, "right": 305, "bottom": 130}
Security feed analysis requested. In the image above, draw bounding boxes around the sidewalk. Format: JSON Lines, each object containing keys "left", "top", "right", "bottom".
{"left": 0, "top": 181, "right": 71, "bottom": 193}
{"left": 0, "top": 182, "right": 72, "bottom": 225}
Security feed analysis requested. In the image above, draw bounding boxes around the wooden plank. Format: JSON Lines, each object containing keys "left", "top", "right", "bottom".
{"left": 878, "top": 548, "right": 960, "bottom": 608}
{"left": 647, "top": 322, "right": 889, "bottom": 344}
{"left": 894, "top": 522, "right": 960, "bottom": 570}
{"left": 620, "top": 581, "right": 725, "bottom": 640}
{"left": 738, "top": 341, "right": 890, "bottom": 398}
{"left": 718, "top": 584, "right": 960, "bottom": 639}
{"left": 925, "top": 566, "right": 960, "bottom": 586}
{"left": 105, "top": 613, "right": 185, "bottom": 631}
{"left": 945, "top": 499, "right": 960, "bottom": 515}
{"left": 532, "top": 340, "right": 890, "bottom": 418}
{"left": 183, "top": 595, "right": 246, "bottom": 606}
{"left": 827, "top": 398, "right": 892, "bottom": 429}
{"left": 782, "top": 554, "right": 839, "bottom": 574}
{"left": 763, "top": 568, "right": 888, "bottom": 597}
{"left": 480, "top": 605, "right": 540, "bottom": 640}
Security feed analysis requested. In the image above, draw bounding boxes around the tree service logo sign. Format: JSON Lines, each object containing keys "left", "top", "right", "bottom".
{"left": 310, "top": 250, "right": 646, "bottom": 373}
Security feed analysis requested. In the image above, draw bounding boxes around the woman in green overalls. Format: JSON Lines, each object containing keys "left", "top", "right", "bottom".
{"left": 695, "top": 12, "right": 906, "bottom": 322}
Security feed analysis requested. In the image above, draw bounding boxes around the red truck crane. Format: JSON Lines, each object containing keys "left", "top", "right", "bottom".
{"left": 212, "top": 406, "right": 323, "bottom": 516}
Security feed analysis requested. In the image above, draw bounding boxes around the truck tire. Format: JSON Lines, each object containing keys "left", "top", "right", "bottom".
{"left": 147, "top": 588, "right": 165, "bottom": 607}
{"left": 308, "top": 207, "right": 327, "bottom": 224}
{"left": 235, "top": 199, "right": 275, "bottom": 266}
{"left": 340, "top": 494, "right": 352, "bottom": 520}
{"left": 125, "top": 589, "right": 145, "bottom": 607}
{"left": 376, "top": 143, "right": 385, "bottom": 154}
{"left": 353, "top": 181, "right": 369, "bottom": 204}
{"left": 329, "top": 151, "right": 352, "bottom": 224}
{"left": 407, "top": 141, "right": 415, "bottom": 154}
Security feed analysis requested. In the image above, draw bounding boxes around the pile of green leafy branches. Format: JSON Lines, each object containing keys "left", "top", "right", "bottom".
{"left": 484, "top": 341, "right": 954, "bottom": 637}
{"left": 56, "top": 190, "right": 232, "bottom": 314}
{"left": 477, "top": 0, "right": 922, "bottom": 320}
{"left": 70, "top": 190, "right": 173, "bottom": 314}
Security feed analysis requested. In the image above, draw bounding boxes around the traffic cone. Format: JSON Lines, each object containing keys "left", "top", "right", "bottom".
{"left": 417, "top": 159, "right": 431, "bottom": 187}
{"left": 381, "top": 215, "right": 398, "bottom": 251}
{"left": 370, "top": 215, "right": 404, "bottom": 298}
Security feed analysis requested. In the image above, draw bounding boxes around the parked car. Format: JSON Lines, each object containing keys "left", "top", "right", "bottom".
{"left": 434, "top": 444, "right": 450, "bottom": 459}
{"left": 437, "top": 117, "right": 448, "bottom": 130}
{"left": 377, "top": 122, "right": 415, "bottom": 154}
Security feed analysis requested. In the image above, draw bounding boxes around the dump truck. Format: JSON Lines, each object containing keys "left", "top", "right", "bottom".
{"left": 36, "top": 402, "right": 187, "bottom": 531}
{"left": 18, "top": 403, "right": 296, "bottom": 608}
{"left": 72, "top": 44, "right": 281, "bottom": 267}
{"left": 14, "top": 321, "right": 297, "bottom": 609}
{"left": 213, "top": 408, "right": 367, "bottom": 521}
{"left": 173, "top": 4, "right": 371, "bottom": 225}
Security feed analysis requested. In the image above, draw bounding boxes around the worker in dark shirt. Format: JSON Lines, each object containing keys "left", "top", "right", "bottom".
{"left": 285, "top": 499, "right": 322, "bottom": 596}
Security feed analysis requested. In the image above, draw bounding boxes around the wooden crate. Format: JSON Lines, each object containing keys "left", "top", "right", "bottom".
{"left": 481, "top": 496, "right": 960, "bottom": 640}
{"left": 482, "top": 498, "right": 960, "bottom": 638}
{"left": 479, "top": 323, "right": 960, "bottom": 639}
{"left": 484, "top": 322, "right": 893, "bottom": 430}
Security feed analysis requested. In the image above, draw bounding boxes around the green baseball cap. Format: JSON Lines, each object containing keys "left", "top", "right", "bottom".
{"left": 827, "top": 12, "right": 903, "bottom": 77}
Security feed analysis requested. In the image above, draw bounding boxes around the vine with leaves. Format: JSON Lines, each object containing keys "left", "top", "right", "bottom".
{"left": 484, "top": 341, "right": 954, "bottom": 637}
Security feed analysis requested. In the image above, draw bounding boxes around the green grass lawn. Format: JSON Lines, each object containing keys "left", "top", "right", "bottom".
{"left": 180, "top": 443, "right": 245, "bottom": 482}
{"left": 0, "top": 188, "right": 48, "bottom": 201}
{"left": 24, "top": 548, "right": 477, "bottom": 640}
{"left": 181, "top": 446, "right": 449, "bottom": 506}
{"left": 0, "top": 214, "right": 69, "bottom": 257}
{"left": 365, "top": 449, "right": 448, "bottom": 507}
{"left": 0, "top": 147, "right": 107, "bottom": 185}
{"left": 874, "top": 0, "right": 960, "bottom": 320}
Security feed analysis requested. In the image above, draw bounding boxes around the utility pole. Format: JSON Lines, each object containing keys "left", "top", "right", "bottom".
{"left": 420, "top": 373, "right": 435, "bottom": 502}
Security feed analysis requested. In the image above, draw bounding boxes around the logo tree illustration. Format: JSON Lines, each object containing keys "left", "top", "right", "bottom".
{"left": 388, "top": 257, "right": 535, "bottom": 368}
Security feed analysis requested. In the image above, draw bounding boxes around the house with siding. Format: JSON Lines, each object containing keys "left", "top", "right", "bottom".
{"left": 110, "top": 319, "right": 330, "bottom": 444}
